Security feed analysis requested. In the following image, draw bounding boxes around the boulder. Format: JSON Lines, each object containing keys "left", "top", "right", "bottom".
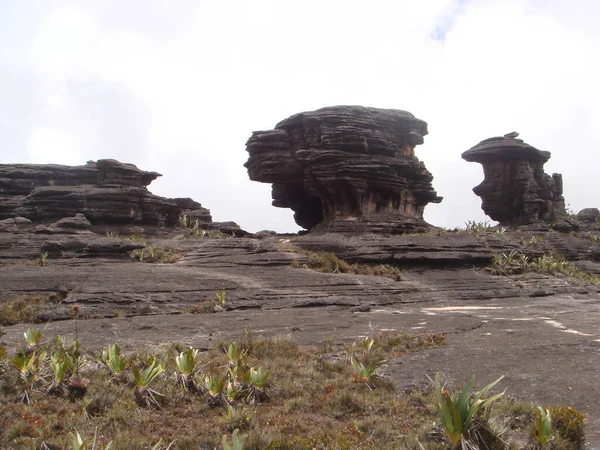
{"left": 245, "top": 106, "right": 442, "bottom": 233}
{"left": 462, "top": 135, "right": 567, "bottom": 226}
{"left": 0, "top": 216, "right": 31, "bottom": 233}
{"left": 170, "top": 197, "right": 213, "bottom": 223}
{"left": 577, "top": 208, "right": 600, "bottom": 223}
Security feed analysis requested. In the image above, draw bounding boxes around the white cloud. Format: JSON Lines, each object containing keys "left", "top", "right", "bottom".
{"left": 0, "top": 0, "right": 598, "bottom": 232}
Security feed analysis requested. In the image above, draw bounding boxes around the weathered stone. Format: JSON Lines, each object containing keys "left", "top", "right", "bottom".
{"left": 245, "top": 106, "right": 441, "bottom": 233}
{"left": 462, "top": 135, "right": 567, "bottom": 226}
{"left": 52, "top": 213, "right": 92, "bottom": 231}
{"left": 170, "top": 197, "right": 212, "bottom": 223}
{"left": 577, "top": 208, "right": 600, "bottom": 223}
{"left": 0, "top": 159, "right": 181, "bottom": 225}
{"left": 0, "top": 217, "right": 32, "bottom": 233}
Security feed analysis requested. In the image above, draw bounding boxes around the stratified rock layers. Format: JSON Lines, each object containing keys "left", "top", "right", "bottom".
{"left": 462, "top": 136, "right": 567, "bottom": 226}
{"left": 0, "top": 159, "right": 208, "bottom": 225}
{"left": 245, "top": 106, "right": 441, "bottom": 233}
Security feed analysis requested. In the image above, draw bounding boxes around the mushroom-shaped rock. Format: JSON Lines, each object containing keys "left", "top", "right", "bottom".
{"left": 462, "top": 136, "right": 567, "bottom": 226}
{"left": 244, "top": 106, "right": 442, "bottom": 234}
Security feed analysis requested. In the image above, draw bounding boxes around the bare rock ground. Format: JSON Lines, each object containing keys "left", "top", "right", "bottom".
{"left": 1, "top": 230, "right": 600, "bottom": 445}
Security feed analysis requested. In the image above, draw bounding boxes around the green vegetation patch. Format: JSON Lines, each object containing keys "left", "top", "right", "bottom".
{"left": 290, "top": 250, "right": 403, "bottom": 281}
{"left": 0, "top": 292, "right": 66, "bottom": 326}
{"left": 489, "top": 251, "right": 600, "bottom": 284}
{"left": 0, "top": 329, "right": 585, "bottom": 449}
{"left": 130, "top": 247, "right": 182, "bottom": 264}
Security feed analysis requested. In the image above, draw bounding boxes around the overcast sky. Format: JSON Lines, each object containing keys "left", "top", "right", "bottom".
{"left": 1, "top": 0, "right": 598, "bottom": 232}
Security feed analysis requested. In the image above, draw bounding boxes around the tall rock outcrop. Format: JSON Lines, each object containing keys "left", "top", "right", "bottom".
{"left": 0, "top": 159, "right": 208, "bottom": 225}
{"left": 245, "top": 106, "right": 442, "bottom": 233}
{"left": 462, "top": 135, "right": 567, "bottom": 226}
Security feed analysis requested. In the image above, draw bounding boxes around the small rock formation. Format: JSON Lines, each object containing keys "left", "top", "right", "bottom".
{"left": 170, "top": 198, "right": 213, "bottom": 223}
{"left": 245, "top": 106, "right": 441, "bottom": 233}
{"left": 576, "top": 208, "right": 600, "bottom": 224}
{"left": 0, "top": 159, "right": 202, "bottom": 226}
{"left": 462, "top": 135, "right": 567, "bottom": 226}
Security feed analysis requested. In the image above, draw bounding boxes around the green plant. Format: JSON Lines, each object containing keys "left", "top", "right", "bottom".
{"left": 39, "top": 251, "right": 49, "bottom": 266}
{"left": 345, "top": 336, "right": 387, "bottom": 388}
{"left": 47, "top": 350, "right": 74, "bottom": 396}
{"left": 222, "top": 405, "right": 254, "bottom": 432}
{"left": 179, "top": 214, "right": 189, "bottom": 229}
{"left": 150, "top": 438, "right": 176, "bottom": 450}
{"left": 534, "top": 406, "right": 552, "bottom": 448}
{"left": 69, "top": 428, "right": 113, "bottom": 450}
{"left": 24, "top": 327, "right": 42, "bottom": 348}
{"left": 174, "top": 347, "right": 199, "bottom": 391}
{"left": 548, "top": 405, "right": 585, "bottom": 447}
{"left": 465, "top": 220, "right": 490, "bottom": 235}
{"left": 132, "top": 357, "right": 165, "bottom": 408}
{"left": 216, "top": 287, "right": 227, "bottom": 306}
{"left": 226, "top": 342, "right": 248, "bottom": 367}
{"left": 11, "top": 349, "right": 47, "bottom": 403}
{"left": 488, "top": 250, "right": 600, "bottom": 284}
{"left": 99, "top": 343, "right": 127, "bottom": 376}
{"left": 127, "top": 234, "right": 146, "bottom": 244}
{"left": 244, "top": 367, "right": 269, "bottom": 403}
{"left": 528, "top": 235, "right": 543, "bottom": 247}
{"left": 105, "top": 231, "right": 120, "bottom": 239}
{"left": 203, "top": 373, "right": 227, "bottom": 405}
{"left": 433, "top": 373, "right": 505, "bottom": 448}
{"left": 222, "top": 429, "right": 246, "bottom": 450}
{"left": 349, "top": 355, "right": 385, "bottom": 386}
{"left": 130, "top": 246, "right": 181, "bottom": 263}
{"left": 489, "top": 251, "right": 530, "bottom": 275}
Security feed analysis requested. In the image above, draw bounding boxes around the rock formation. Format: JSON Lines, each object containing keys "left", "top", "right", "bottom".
{"left": 0, "top": 159, "right": 209, "bottom": 226}
{"left": 462, "top": 135, "right": 567, "bottom": 226}
{"left": 245, "top": 106, "right": 442, "bottom": 234}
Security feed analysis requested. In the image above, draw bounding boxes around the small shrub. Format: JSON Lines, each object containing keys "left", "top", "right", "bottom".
{"left": 534, "top": 406, "right": 553, "bottom": 448}
{"left": 38, "top": 251, "right": 49, "bottom": 266}
{"left": 433, "top": 373, "right": 505, "bottom": 448}
{"left": 292, "top": 250, "right": 403, "bottom": 281}
{"left": 0, "top": 295, "right": 51, "bottom": 326}
{"left": 179, "top": 215, "right": 233, "bottom": 239}
{"left": 488, "top": 251, "right": 600, "bottom": 284}
{"left": 465, "top": 220, "right": 490, "bottom": 235}
{"left": 99, "top": 343, "right": 127, "bottom": 377}
{"left": 130, "top": 247, "right": 181, "bottom": 263}
{"left": 184, "top": 300, "right": 217, "bottom": 314}
{"left": 174, "top": 347, "right": 199, "bottom": 391}
{"left": 222, "top": 429, "right": 246, "bottom": 450}
{"left": 548, "top": 405, "right": 586, "bottom": 447}
{"left": 304, "top": 251, "right": 355, "bottom": 273}
{"left": 132, "top": 357, "right": 165, "bottom": 408}
{"left": 215, "top": 287, "right": 226, "bottom": 306}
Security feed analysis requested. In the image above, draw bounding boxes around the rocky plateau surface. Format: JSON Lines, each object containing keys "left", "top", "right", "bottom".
{"left": 1, "top": 139, "right": 600, "bottom": 445}
{"left": 1, "top": 212, "right": 600, "bottom": 443}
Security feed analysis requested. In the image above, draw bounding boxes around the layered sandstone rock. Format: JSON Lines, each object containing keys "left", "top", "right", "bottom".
{"left": 0, "top": 159, "right": 182, "bottom": 225}
{"left": 462, "top": 135, "right": 567, "bottom": 226}
{"left": 245, "top": 106, "right": 441, "bottom": 233}
{"left": 170, "top": 198, "right": 213, "bottom": 223}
